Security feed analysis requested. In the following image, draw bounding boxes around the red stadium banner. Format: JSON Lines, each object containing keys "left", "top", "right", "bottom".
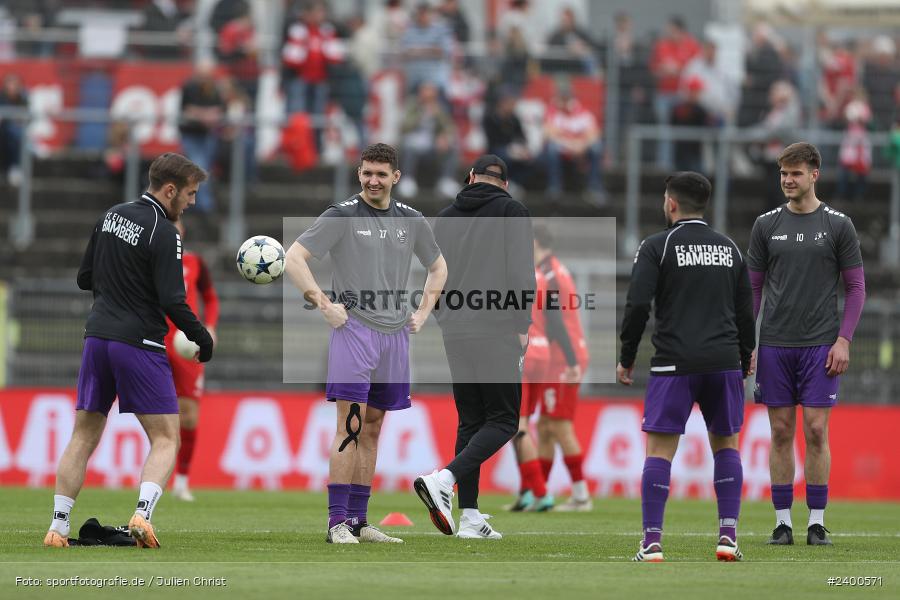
{"left": 1, "top": 389, "right": 898, "bottom": 500}
{"left": 109, "top": 62, "right": 194, "bottom": 157}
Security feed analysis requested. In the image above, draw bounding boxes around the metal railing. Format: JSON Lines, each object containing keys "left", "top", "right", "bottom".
{"left": 0, "top": 106, "right": 334, "bottom": 252}
{"left": 622, "top": 124, "right": 900, "bottom": 267}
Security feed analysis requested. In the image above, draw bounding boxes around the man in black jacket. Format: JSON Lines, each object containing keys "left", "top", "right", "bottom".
{"left": 44, "top": 153, "right": 214, "bottom": 550}
{"left": 617, "top": 172, "right": 755, "bottom": 563}
{"left": 414, "top": 155, "right": 534, "bottom": 540}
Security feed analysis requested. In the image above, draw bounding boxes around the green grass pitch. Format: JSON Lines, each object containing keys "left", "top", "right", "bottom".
{"left": 0, "top": 488, "right": 897, "bottom": 599}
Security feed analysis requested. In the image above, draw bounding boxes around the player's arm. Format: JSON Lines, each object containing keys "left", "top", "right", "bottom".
{"left": 827, "top": 219, "right": 866, "bottom": 376}
{"left": 409, "top": 216, "right": 447, "bottom": 333}
{"left": 152, "top": 227, "right": 213, "bottom": 362}
{"left": 506, "top": 204, "right": 536, "bottom": 347}
{"left": 409, "top": 254, "right": 447, "bottom": 334}
{"left": 76, "top": 223, "right": 98, "bottom": 291}
{"left": 542, "top": 272, "right": 580, "bottom": 381}
{"left": 197, "top": 256, "right": 220, "bottom": 344}
{"left": 746, "top": 217, "right": 769, "bottom": 320}
{"left": 284, "top": 241, "right": 347, "bottom": 328}
{"left": 544, "top": 303, "right": 581, "bottom": 383}
{"left": 618, "top": 239, "right": 660, "bottom": 385}
{"left": 735, "top": 260, "right": 757, "bottom": 377}
{"left": 748, "top": 269, "right": 765, "bottom": 321}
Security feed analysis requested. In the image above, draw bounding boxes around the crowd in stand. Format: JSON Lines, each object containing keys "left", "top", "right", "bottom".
{"left": 1, "top": 0, "right": 900, "bottom": 207}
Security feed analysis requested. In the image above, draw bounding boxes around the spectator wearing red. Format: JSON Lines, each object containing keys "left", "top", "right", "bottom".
{"left": 817, "top": 33, "right": 857, "bottom": 124}
{"left": 542, "top": 85, "right": 606, "bottom": 207}
{"left": 670, "top": 77, "right": 712, "bottom": 174}
{"left": 650, "top": 16, "right": 701, "bottom": 169}
{"left": 282, "top": 0, "right": 344, "bottom": 117}
{"left": 217, "top": 0, "right": 259, "bottom": 102}
{"left": 837, "top": 92, "right": 873, "bottom": 203}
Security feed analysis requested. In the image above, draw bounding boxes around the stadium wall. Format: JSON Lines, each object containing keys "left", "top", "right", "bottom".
{"left": 1, "top": 389, "right": 898, "bottom": 500}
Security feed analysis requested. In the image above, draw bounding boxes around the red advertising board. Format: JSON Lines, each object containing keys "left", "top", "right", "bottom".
{"left": 1, "top": 389, "right": 898, "bottom": 500}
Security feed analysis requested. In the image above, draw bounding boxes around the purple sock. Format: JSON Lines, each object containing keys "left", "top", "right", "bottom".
{"left": 347, "top": 484, "right": 371, "bottom": 526}
{"left": 806, "top": 484, "right": 828, "bottom": 510}
{"left": 713, "top": 448, "right": 743, "bottom": 541}
{"left": 641, "top": 457, "right": 671, "bottom": 546}
{"left": 327, "top": 483, "right": 351, "bottom": 529}
{"left": 771, "top": 483, "right": 793, "bottom": 511}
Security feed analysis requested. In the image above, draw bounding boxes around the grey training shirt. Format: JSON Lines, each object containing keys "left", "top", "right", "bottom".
{"left": 297, "top": 195, "right": 441, "bottom": 332}
{"left": 746, "top": 202, "right": 862, "bottom": 347}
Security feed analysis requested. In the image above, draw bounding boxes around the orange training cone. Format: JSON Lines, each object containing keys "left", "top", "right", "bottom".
{"left": 379, "top": 512, "right": 414, "bottom": 526}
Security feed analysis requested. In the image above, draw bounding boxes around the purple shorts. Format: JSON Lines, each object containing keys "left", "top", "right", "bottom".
{"left": 76, "top": 337, "right": 178, "bottom": 416}
{"left": 754, "top": 345, "right": 839, "bottom": 408}
{"left": 643, "top": 370, "right": 745, "bottom": 436}
{"left": 325, "top": 316, "right": 411, "bottom": 411}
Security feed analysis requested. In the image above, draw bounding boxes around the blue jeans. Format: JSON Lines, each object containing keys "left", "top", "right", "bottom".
{"left": 180, "top": 133, "right": 217, "bottom": 213}
{"left": 285, "top": 78, "right": 328, "bottom": 151}
{"left": 286, "top": 78, "right": 328, "bottom": 116}
{"left": 0, "top": 120, "right": 23, "bottom": 170}
{"left": 653, "top": 92, "right": 679, "bottom": 170}
{"left": 543, "top": 140, "right": 605, "bottom": 193}
{"left": 401, "top": 143, "right": 458, "bottom": 182}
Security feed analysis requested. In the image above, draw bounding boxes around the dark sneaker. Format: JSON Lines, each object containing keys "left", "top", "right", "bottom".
{"left": 767, "top": 522, "right": 794, "bottom": 545}
{"left": 505, "top": 490, "right": 535, "bottom": 512}
{"left": 807, "top": 524, "right": 833, "bottom": 546}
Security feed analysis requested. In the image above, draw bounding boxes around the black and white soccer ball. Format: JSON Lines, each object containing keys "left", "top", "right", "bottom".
{"left": 236, "top": 236, "right": 285, "bottom": 284}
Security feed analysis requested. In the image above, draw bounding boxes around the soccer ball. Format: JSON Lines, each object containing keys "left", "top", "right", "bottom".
{"left": 173, "top": 330, "right": 199, "bottom": 360}
{"left": 236, "top": 236, "right": 285, "bottom": 284}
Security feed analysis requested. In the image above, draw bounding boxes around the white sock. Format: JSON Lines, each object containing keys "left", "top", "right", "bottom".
{"left": 462, "top": 508, "right": 481, "bottom": 521}
{"left": 50, "top": 495, "right": 75, "bottom": 537}
{"left": 437, "top": 468, "right": 456, "bottom": 488}
{"left": 174, "top": 474, "right": 189, "bottom": 491}
{"left": 808, "top": 509, "right": 825, "bottom": 528}
{"left": 571, "top": 480, "right": 589, "bottom": 501}
{"left": 775, "top": 508, "right": 793, "bottom": 529}
{"left": 135, "top": 482, "right": 163, "bottom": 520}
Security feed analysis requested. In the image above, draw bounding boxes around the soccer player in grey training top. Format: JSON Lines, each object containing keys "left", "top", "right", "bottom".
{"left": 45, "top": 153, "right": 215, "bottom": 549}
{"left": 285, "top": 143, "right": 447, "bottom": 544}
{"left": 747, "top": 142, "right": 866, "bottom": 546}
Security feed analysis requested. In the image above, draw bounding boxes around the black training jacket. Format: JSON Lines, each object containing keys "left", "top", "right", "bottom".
{"left": 432, "top": 182, "right": 535, "bottom": 339}
{"left": 77, "top": 193, "right": 213, "bottom": 358}
{"left": 619, "top": 219, "right": 755, "bottom": 375}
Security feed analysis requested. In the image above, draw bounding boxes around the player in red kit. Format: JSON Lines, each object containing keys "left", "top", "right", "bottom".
{"left": 509, "top": 268, "right": 554, "bottom": 512}
{"left": 532, "top": 225, "right": 592, "bottom": 511}
{"left": 166, "top": 219, "right": 219, "bottom": 502}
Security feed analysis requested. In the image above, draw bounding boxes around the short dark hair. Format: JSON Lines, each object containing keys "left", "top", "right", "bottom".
{"left": 665, "top": 171, "right": 711, "bottom": 214}
{"left": 148, "top": 153, "right": 207, "bottom": 190}
{"left": 360, "top": 143, "right": 399, "bottom": 171}
{"left": 533, "top": 223, "right": 553, "bottom": 250}
{"left": 777, "top": 142, "right": 821, "bottom": 170}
